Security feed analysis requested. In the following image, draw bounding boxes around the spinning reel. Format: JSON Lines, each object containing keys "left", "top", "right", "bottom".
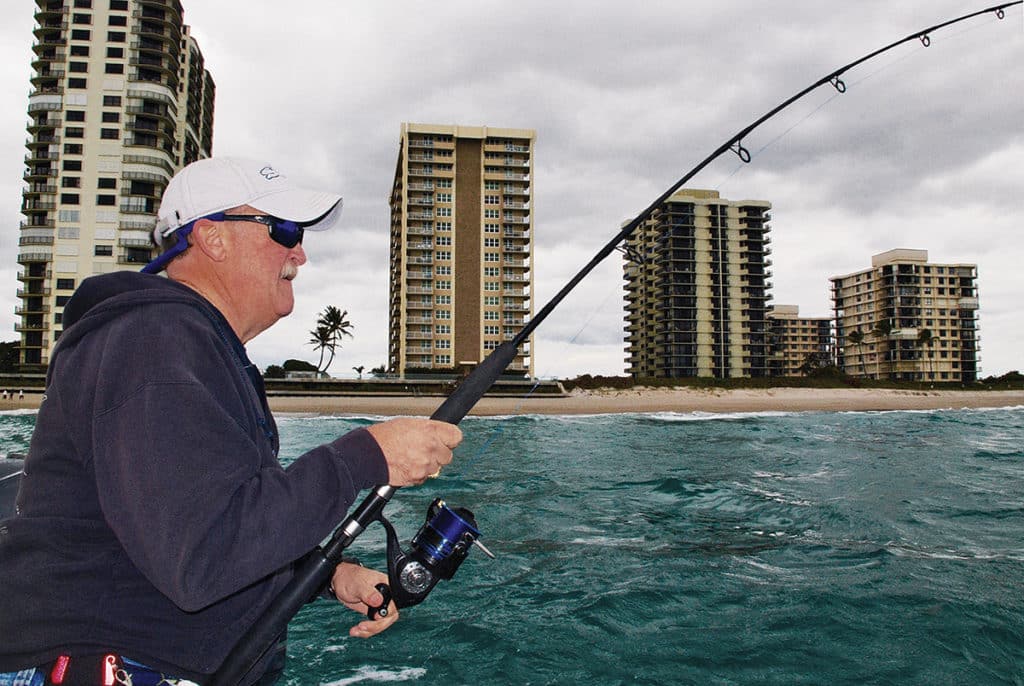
{"left": 368, "top": 498, "right": 494, "bottom": 619}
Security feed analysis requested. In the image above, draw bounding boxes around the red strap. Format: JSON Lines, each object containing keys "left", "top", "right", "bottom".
{"left": 49, "top": 655, "right": 70, "bottom": 685}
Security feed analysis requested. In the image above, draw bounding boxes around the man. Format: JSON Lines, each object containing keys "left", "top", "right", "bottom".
{"left": 0, "top": 157, "right": 462, "bottom": 685}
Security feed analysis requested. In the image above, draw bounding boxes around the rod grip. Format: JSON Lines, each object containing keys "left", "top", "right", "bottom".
{"left": 430, "top": 342, "right": 520, "bottom": 425}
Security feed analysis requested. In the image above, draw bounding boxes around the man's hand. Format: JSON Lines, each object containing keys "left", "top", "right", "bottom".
{"left": 328, "top": 562, "right": 398, "bottom": 638}
{"left": 367, "top": 418, "right": 462, "bottom": 486}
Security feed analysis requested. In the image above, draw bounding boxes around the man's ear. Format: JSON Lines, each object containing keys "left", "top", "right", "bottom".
{"left": 190, "top": 218, "right": 228, "bottom": 262}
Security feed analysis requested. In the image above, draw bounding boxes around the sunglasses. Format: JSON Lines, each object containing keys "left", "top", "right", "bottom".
{"left": 219, "top": 213, "right": 305, "bottom": 249}
{"left": 141, "top": 212, "right": 306, "bottom": 274}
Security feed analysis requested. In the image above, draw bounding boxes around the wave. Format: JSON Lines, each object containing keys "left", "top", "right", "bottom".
{"left": 323, "top": 666, "right": 427, "bottom": 685}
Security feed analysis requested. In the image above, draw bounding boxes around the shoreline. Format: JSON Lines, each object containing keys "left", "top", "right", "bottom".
{"left": 265, "top": 388, "right": 1024, "bottom": 417}
{"left": 2, "top": 388, "right": 1021, "bottom": 417}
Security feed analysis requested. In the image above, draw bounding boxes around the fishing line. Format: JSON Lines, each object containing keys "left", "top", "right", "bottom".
{"left": 210, "top": 5, "right": 1023, "bottom": 683}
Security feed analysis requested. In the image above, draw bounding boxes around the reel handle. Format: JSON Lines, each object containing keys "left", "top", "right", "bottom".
{"left": 367, "top": 583, "right": 393, "bottom": 620}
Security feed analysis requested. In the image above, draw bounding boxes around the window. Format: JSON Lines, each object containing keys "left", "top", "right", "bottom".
{"left": 484, "top": 181, "right": 500, "bottom": 190}
{"left": 484, "top": 341, "right": 500, "bottom": 350}
{"left": 434, "top": 280, "right": 452, "bottom": 290}
{"left": 66, "top": 110, "right": 86, "bottom": 122}
{"left": 434, "top": 355, "right": 451, "bottom": 365}
{"left": 484, "top": 326, "right": 500, "bottom": 335}
{"left": 56, "top": 278, "right": 76, "bottom": 290}
{"left": 100, "top": 128, "right": 119, "bottom": 140}
{"left": 56, "top": 296, "right": 72, "bottom": 307}
{"left": 72, "top": 14, "right": 92, "bottom": 25}
{"left": 64, "top": 143, "right": 83, "bottom": 155}
{"left": 436, "top": 221, "right": 452, "bottom": 231}
{"left": 71, "top": 29, "right": 91, "bottom": 41}
{"left": 484, "top": 223, "right": 500, "bottom": 233}
{"left": 435, "top": 193, "right": 452, "bottom": 203}
{"left": 435, "top": 236, "right": 451, "bottom": 246}
{"left": 74, "top": 0, "right": 92, "bottom": 7}
{"left": 434, "top": 295, "right": 451, "bottom": 305}
{"left": 484, "top": 267, "right": 499, "bottom": 277}
{"left": 105, "top": 63, "right": 124, "bottom": 74}
{"left": 108, "top": 31, "right": 126, "bottom": 42}
{"left": 484, "top": 238, "right": 499, "bottom": 247}
{"left": 436, "top": 179, "right": 452, "bottom": 188}
{"left": 58, "top": 209, "right": 80, "bottom": 222}
{"left": 435, "top": 340, "right": 451, "bottom": 350}
{"left": 68, "top": 78, "right": 87, "bottom": 89}
{"left": 435, "top": 265, "right": 451, "bottom": 276}
{"left": 101, "top": 112, "right": 120, "bottom": 123}
{"left": 63, "top": 160, "right": 83, "bottom": 171}
{"left": 484, "top": 209, "right": 499, "bottom": 218}
{"left": 108, "top": 15, "right": 127, "bottom": 26}
{"left": 61, "top": 193, "right": 80, "bottom": 205}
{"left": 96, "top": 195, "right": 116, "bottom": 206}
{"left": 110, "top": 0, "right": 128, "bottom": 9}
{"left": 70, "top": 45, "right": 90, "bottom": 56}
{"left": 484, "top": 252, "right": 499, "bottom": 262}
{"left": 62, "top": 177, "right": 81, "bottom": 188}
{"left": 484, "top": 283, "right": 499, "bottom": 291}
{"left": 106, "top": 47, "right": 124, "bottom": 58}
{"left": 435, "top": 251, "right": 451, "bottom": 261}
{"left": 97, "top": 178, "right": 116, "bottom": 189}
{"left": 65, "top": 127, "right": 85, "bottom": 139}
{"left": 436, "top": 207, "right": 451, "bottom": 217}
{"left": 69, "top": 62, "right": 88, "bottom": 73}
{"left": 435, "top": 310, "right": 450, "bottom": 320}
{"left": 94, "top": 245, "right": 113, "bottom": 256}
{"left": 435, "top": 325, "right": 451, "bottom": 335}
{"left": 484, "top": 311, "right": 499, "bottom": 320}
{"left": 484, "top": 296, "right": 500, "bottom": 306}
{"left": 484, "top": 195, "right": 500, "bottom": 205}
{"left": 102, "top": 95, "right": 122, "bottom": 106}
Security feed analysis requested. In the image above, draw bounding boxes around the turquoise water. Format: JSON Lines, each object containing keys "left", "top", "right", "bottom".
{"left": 3, "top": 407, "right": 1023, "bottom": 685}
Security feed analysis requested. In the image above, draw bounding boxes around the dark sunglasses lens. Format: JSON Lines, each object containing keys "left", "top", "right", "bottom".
{"left": 270, "top": 220, "right": 303, "bottom": 248}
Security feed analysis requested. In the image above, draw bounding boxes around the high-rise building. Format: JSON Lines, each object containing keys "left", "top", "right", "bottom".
{"left": 19, "top": 0, "right": 214, "bottom": 370}
{"left": 623, "top": 189, "right": 772, "bottom": 378}
{"left": 766, "top": 304, "right": 832, "bottom": 376}
{"left": 830, "top": 249, "right": 980, "bottom": 382}
{"left": 388, "top": 123, "right": 535, "bottom": 377}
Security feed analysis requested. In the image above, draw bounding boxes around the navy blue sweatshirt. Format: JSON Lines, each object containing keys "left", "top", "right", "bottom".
{"left": 0, "top": 272, "right": 388, "bottom": 682}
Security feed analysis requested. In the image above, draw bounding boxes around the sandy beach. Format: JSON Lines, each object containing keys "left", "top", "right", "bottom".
{"left": 2, "top": 387, "right": 1021, "bottom": 417}
{"left": 264, "top": 387, "right": 1024, "bottom": 417}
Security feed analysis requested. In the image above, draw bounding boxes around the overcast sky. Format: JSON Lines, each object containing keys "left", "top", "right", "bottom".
{"left": 1, "top": 1, "right": 1021, "bottom": 379}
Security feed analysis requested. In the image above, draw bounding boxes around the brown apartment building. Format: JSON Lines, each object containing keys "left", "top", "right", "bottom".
{"left": 388, "top": 123, "right": 535, "bottom": 377}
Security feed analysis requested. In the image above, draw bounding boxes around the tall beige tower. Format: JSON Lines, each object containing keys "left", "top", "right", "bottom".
{"left": 19, "top": 0, "right": 214, "bottom": 370}
{"left": 830, "top": 249, "right": 980, "bottom": 382}
{"left": 623, "top": 189, "right": 772, "bottom": 378}
{"left": 388, "top": 123, "right": 535, "bottom": 377}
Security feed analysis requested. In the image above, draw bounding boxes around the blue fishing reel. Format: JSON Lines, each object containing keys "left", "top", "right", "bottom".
{"left": 368, "top": 498, "right": 493, "bottom": 619}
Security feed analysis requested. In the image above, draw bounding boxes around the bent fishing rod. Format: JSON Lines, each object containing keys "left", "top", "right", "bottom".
{"left": 209, "top": 3, "right": 1021, "bottom": 683}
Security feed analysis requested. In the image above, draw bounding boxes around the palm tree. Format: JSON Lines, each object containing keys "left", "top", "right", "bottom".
{"left": 916, "top": 328, "right": 939, "bottom": 382}
{"left": 352, "top": 365, "right": 365, "bottom": 380}
{"left": 871, "top": 319, "right": 893, "bottom": 379}
{"left": 846, "top": 329, "right": 866, "bottom": 377}
{"left": 308, "top": 306, "right": 353, "bottom": 375}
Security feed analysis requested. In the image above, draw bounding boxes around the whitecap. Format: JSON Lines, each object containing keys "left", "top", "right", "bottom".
{"left": 322, "top": 665, "right": 427, "bottom": 685}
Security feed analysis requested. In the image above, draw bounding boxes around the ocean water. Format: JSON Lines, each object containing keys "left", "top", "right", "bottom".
{"left": 3, "top": 406, "right": 1023, "bottom": 685}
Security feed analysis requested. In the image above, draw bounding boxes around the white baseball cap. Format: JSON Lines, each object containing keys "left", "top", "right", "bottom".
{"left": 154, "top": 156, "right": 343, "bottom": 243}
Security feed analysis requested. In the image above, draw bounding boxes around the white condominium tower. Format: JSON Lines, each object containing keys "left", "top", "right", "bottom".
{"left": 388, "top": 123, "right": 535, "bottom": 378}
{"left": 830, "top": 249, "right": 980, "bottom": 382}
{"left": 19, "top": 0, "right": 214, "bottom": 370}
{"left": 624, "top": 189, "right": 772, "bottom": 378}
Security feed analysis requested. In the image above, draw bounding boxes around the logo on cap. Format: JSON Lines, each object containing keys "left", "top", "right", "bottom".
{"left": 259, "top": 166, "right": 281, "bottom": 181}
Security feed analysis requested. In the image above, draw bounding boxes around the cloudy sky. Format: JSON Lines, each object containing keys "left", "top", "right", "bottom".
{"left": 1, "top": 1, "right": 1021, "bottom": 379}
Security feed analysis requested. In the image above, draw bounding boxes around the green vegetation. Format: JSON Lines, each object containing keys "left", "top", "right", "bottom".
{"left": 561, "top": 370, "right": 1024, "bottom": 392}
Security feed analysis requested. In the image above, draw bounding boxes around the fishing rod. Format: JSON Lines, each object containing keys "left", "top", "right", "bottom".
{"left": 209, "top": 3, "right": 1021, "bottom": 683}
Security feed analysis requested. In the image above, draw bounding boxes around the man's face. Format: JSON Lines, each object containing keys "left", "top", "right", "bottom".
{"left": 224, "top": 208, "right": 307, "bottom": 337}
